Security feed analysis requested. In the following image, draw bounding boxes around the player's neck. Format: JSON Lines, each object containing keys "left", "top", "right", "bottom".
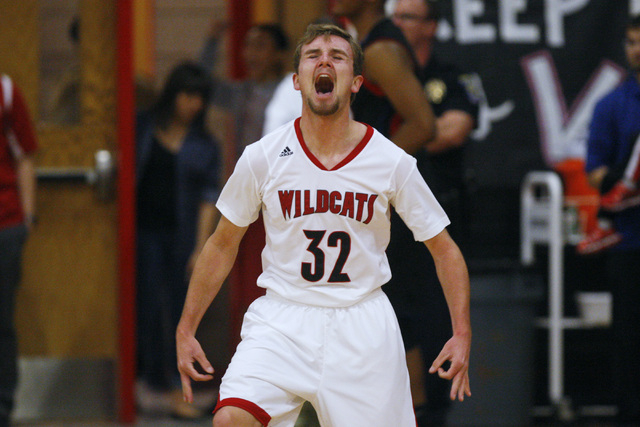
{"left": 300, "top": 112, "right": 351, "bottom": 150}
{"left": 299, "top": 114, "right": 366, "bottom": 169}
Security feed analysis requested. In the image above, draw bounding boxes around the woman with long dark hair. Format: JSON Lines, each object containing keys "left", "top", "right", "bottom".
{"left": 135, "top": 61, "right": 221, "bottom": 418}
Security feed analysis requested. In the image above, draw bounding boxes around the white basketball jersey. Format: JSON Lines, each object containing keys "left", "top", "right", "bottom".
{"left": 217, "top": 118, "right": 449, "bottom": 307}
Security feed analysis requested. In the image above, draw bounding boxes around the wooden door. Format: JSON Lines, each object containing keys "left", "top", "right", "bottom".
{"left": 0, "top": 0, "right": 121, "bottom": 421}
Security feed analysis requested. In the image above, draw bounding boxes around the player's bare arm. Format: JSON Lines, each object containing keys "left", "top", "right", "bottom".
{"left": 423, "top": 229, "right": 472, "bottom": 401}
{"left": 427, "top": 110, "right": 475, "bottom": 154}
{"left": 176, "top": 215, "right": 248, "bottom": 403}
{"left": 363, "top": 40, "right": 436, "bottom": 154}
{"left": 187, "top": 202, "right": 220, "bottom": 276}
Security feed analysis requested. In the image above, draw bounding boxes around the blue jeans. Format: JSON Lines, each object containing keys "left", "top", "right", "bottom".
{"left": 0, "top": 224, "right": 27, "bottom": 423}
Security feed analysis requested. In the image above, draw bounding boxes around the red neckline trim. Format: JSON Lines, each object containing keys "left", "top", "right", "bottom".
{"left": 294, "top": 117, "right": 374, "bottom": 171}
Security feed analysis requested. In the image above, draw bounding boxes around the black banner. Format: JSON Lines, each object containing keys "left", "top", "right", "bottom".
{"left": 425, "top": 0, "right": 635, "bottom": 261}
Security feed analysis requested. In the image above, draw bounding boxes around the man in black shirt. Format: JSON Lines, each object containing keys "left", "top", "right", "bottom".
{"left": 333, "top": 0, "right": 478, "bottom": 425}
{"left": 388, "top": 1, "right": 480, "bottom": 425}
{"left": 332, "top": 0, "right": 436, "bottom": 155}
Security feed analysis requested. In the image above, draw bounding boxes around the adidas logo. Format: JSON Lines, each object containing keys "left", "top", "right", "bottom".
{"left": 279, "top": 146, "right": 293, "bottom": 157}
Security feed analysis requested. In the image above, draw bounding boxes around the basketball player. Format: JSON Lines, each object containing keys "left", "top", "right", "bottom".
{"left": 176, "top": 24, "right": 471, "bottom": 427}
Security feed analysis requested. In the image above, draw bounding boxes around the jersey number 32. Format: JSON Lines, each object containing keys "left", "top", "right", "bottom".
{"left": 302, "top": 230, "right": 351, "bottom": 283}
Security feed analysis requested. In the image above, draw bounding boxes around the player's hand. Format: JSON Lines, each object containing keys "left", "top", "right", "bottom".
{"left": 429, "top": 333, "right": 471, "bottom": 401}
{"left": 176, "top": 331, "right": 214, "bottom": 403}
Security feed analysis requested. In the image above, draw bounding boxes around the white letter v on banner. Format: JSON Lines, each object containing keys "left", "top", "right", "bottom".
{"left": 521, "top": 50, "right": 625, "bottom": 166}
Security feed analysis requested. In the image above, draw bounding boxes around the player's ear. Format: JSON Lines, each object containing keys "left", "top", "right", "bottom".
{"left": 351, "top": 75, "right": 363, "bottom": 95}
{"left": 293, "top": 73, "right": 301, "bottom": 91}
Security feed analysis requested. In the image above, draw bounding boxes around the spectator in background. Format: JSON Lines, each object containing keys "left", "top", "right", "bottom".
{"left": 43, "top": 16, "right": 157, "bottom": 124}
{"left": 199, "top": 21, "right": 291, "bottom": 355}
{"left": 332, "top": 1, "right": 473, "bottom": 424}
{"left": 577, "top": 131, "right": 640, "bottom": 255}
{"left": 583, "top": 15, "right": 640, "bottom": 424}
{"left": 261, "top": 70, "right": 301, "bottom": 136}
{"left": 43, "top": 16, "right": 80, "bottom": 124}
{"left": 386, "top": 1, "right": 479, "bottom": 425}
{"left": 331, "top": 0, "right": 436, "bottom": 154}
{"left": 199, "top": 20, "right": 290, "bottom": 160}
{"left": 0, "top": 74, "right": 37, "bottom": 426}
{"left": 262, "top": 16, "right": 339, "bottom": 136}
{"left": 135, "top": 61, "right": 221, "bottom": 419}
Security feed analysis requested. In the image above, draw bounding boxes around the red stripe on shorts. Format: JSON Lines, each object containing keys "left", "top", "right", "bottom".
{"left": 214, "top": 397, "right": 272, "bottom": 426}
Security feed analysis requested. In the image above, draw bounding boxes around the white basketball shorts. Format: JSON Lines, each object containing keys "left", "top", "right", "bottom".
{"left": 215, "top": 288, "right": 416, "bottom": 426}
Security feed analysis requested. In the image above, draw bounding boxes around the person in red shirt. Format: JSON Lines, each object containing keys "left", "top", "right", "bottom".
{"left": 0, "top": 74, "right": 37, "bottom": 426}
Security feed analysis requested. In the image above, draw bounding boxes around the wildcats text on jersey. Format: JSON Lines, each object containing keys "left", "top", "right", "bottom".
{"left": 278, "top": 189, "right": 379, "bottom": 224}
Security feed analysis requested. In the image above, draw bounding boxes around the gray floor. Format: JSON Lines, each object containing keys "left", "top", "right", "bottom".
{"left": 10, "top": 360, "right": 320, "bottom": 427}
{"left": 13, "top": 417, "right": 214, "bottom": 426}
{"left": 11, "top": 402, "right": 320, "bottom": 427}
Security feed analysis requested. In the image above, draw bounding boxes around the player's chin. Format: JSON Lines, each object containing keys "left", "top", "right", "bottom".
{"left": 309, "top": 99, "right": 340, "bottom": 116}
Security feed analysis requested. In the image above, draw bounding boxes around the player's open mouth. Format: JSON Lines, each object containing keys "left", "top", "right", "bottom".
{"left": 315, "top": 74, "right": 334, "bottom": 94}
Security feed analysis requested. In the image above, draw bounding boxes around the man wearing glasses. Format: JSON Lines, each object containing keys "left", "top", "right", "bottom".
{"left": 388, "top": 1, "right": 480, "bottom": 426}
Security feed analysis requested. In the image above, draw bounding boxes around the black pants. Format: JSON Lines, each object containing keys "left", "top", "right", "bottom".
{"left": 607, "top": 248, "right": 640, "bottom": 423}
{"left": 385, "top": 211, "right": 452, "bottom": 426}
{"left": 136, "top": 227, "right": 186, "bottom": 391}
{"left": 0, "top": 224, "right": 27, "bottom": 425}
